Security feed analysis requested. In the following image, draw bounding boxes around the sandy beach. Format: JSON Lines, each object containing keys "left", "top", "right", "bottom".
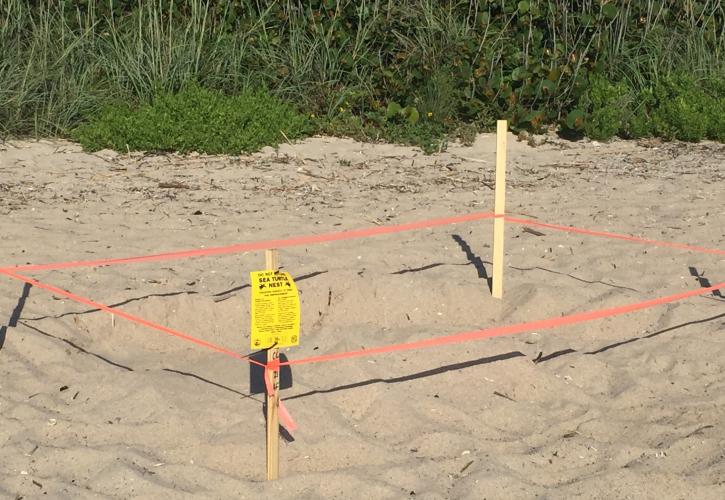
{"left": 1, "top": 133, "right": 724, "bottom": 499}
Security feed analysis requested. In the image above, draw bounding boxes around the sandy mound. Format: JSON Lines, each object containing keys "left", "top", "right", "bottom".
{"left": 1, "top": 134, "right": 724, "bottom": 499}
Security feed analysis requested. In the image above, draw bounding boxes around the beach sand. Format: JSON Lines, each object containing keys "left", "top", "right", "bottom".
{"left": 1, "top": 133, "right": 724, "bottom": 499}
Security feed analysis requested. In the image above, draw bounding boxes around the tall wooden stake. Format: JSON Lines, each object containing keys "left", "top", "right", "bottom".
{"left": 265, "top": 249, "right": 280, "bottom": 481}
{"left": 492, "top": 120, "right": 507, "bottom": 299}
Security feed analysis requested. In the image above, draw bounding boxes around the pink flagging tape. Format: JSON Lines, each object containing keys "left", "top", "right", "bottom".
{"left": 0, "top": 212, "right": 497, "bottom": 272}
{"left": 504, "top": 217, "right": 725, "bottom": 256}
{"left": 264, "top": 368, "right": 297, "bottom": 433}
{"left": 278, "top": 401, "right": 297, "bottom": 433}
{"left": 2, "top": 212, "right": 721, "bottom": 274}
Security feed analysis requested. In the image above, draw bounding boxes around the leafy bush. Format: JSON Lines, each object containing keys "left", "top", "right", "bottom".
{"left": 626, "top": 74, "right": 724, "bottom": 142}
{"left": 569, "top": 73, "right": 725, "bottom": 143}
{"left": 381, "top": 121, "right": 448, "bottom": 155}
{"left": 583, "top": 76, "right": 634, "bottom": 141}
{"left": 650, "top": 75, "right": 708, "bottom": 141}
{"left": 72, "top": 85, "right": 312, "bottom": 154}
{"left": 319, "top": 104, "right": 448, "bottom": 154}
{"left": 624, "top": 90, "right": 656, "bottom": 139}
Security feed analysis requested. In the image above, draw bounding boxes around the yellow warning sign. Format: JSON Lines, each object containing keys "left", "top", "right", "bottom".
{"left": 250, "top": 270, "right": 300, "bottom": 349}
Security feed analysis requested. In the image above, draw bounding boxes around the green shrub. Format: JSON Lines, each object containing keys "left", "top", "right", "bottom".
{"left": 381, "top": 121, "right": 448, "bottom": 155}
{"left": 649, "top": 76, "right": 705, "bottom": 142}
{"left": 625, "top": 114, "right": 653, "bottom": 139}
{"left": 319, "top": 106, "right": 448, "bottom": 154}
{"left": 703, "top": 78, "right": 725, "bottom": 142}
{"left": 643, "top": 74, "right": 724, "bottom": 142}
{"left": 706, "top": 106, "right": 725, "bottom": 142}
{"left": 581, "top": 73, "right": 725, "bottom": 143}
{"left": 583, "top": 76, "right": 634, "bottom": 141}
{"left": 72, "top": 85, "right": 312, "bottom": 154}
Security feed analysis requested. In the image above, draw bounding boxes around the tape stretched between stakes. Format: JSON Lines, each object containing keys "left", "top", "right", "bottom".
{"left": 2, "top": 269, "right": 722, "bottom": 434}
{"left": 1, "top": 268, "right": 721, "bottom": 372}
{"left": 1, "top": 212, "right": 722, "bottom": 273}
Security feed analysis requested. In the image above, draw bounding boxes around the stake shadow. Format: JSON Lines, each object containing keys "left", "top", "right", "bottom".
{"left": 164, "top": 350, "right": 296, "bottom": 441}
{"left": 452, "top": 234, "right": 492, "bottom": 292}
{"left": 284, "top": 351, "right": 524, "bottom": 402}
{"left": 0, "top": 282, "right": 32, "bottom": 350}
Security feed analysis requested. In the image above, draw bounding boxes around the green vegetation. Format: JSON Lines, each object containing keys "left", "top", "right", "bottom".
{"left": 582, "top": 74, "right": 725, "bottom": 142}
{"left": 2, "top": 0, "right": 724, "bottom": 153}
{"left": 72, "top": 85, "right": 312, "bottom": 153}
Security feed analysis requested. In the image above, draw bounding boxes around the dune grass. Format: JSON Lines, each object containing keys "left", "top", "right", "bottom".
{"left": 1, "top": 0, "right": 723, "bottom": 150}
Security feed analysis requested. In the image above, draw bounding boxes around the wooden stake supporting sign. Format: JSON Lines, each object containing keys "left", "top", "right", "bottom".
{"left": 492, "top": 120, "right": 507, "bottom": 299}
{"left": 264, "top": 248, "right": 280, "bottom": 481}
{"left": 249, "top": 248, "right": 300, "bottom": 480}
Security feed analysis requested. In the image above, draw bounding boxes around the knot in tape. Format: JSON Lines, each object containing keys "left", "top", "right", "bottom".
{"left": 266, "top": 357, "right": 281, "bottom": 371}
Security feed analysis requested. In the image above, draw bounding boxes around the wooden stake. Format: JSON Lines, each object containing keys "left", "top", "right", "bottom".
{"left": 492, "top": 120, "right": 507, "bottom": 299}
{"left": 265, "top": 249, "right": 280, "bottom": 481}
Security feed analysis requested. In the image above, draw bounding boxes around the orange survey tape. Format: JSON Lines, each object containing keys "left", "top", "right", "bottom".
{"left": 1, "top": 212, "right": 722, "bottom": 273}
{"left": 0, "top": 271, "right": 255, "bottom": 362}
{"left": 0, "top": 212, "right": 497, "bottom": 272}
{"left": 505, "top": 217, "right": 725, "bottom": 256}
{"left": 0, "top": 269, "right": 301, "bottom": 431}
{"left": 278, "top": 281, "right": 725, "bottom": 367}
{"left": 1, "top": 267, "right": 723, "bottom": 433}
{"left": 1, "top": 212, "right": 722, "bottom": 433}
